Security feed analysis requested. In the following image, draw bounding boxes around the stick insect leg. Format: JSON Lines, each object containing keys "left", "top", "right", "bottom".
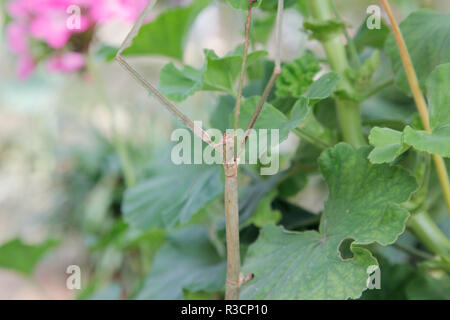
{"left": 115, "top": 0, "right": 218, "bottom": 149}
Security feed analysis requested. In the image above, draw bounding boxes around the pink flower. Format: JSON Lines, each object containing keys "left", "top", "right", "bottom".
{"left": 5, "top": 0, "right": 148, "bottom": 79}
{"left": 30, "top": 15, "right": 72, "bottom": 49}
{"left": 91, "top": 0, "right": 147, "bottom": 23}
{"left": 6, "top": 0, "right": 32, "bottom": 20}
{"left": 46, "top": 52, "right": 86, "bottom": 72}
{"left": 6, "top": 22, "right": 29, "bottom": 54}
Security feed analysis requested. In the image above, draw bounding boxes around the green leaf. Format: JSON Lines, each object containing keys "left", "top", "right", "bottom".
{"left": 237, "top": 173, "right": 284, "bottom": 226}
{"left": 95, "top": 44, "right": 117, "bottom": 62}
{"left": 225, "top": 0, "right": 262, "bottom": 10}
{"left": 275, "top": 54, "right": 321, "bottom": 98}
{"left": 250, "top": 13, "right": 276, "bottom": 44}
{"left": 361, "top": 94, "right": 415, "bottom": 129}
{"left": 273, "top": 199, "right": 320, "bottom": 231}
{"left": 347, "top": 50, "right": 381, "bottom": 91}
{"left": 303, "top": 19, "right": 344, "bottom": 41}
{"left": 403, "top": 63, "right": 450, "bottom": 158}
{"left": 123, "top": 0, "right": 209, "bottom": 60}
{"left": 241, "top": 143, "right": 417, "bottom": 299}
{"left": 159, "top": 46, "right": 267, "bottom": 101}
{"left": 360, "top": 259, "right": 415, "bottom": 300}
{"left": 122, "top": 164, "right": 223, "bottom": 231}
{"left": 210, "top": 95, "right": 235, "bottom": 132}
{"left": 248, "top": 191, "right": 281, "bottom": 228}
{"left": 137, "top": 226, "right": 226, "bottom": 299}
{"left": 295, "top": 97, "right": 336, "bottom": 147}
{"left": 202, "top": 47, "right": 267, "bottom": 93}
{"left": 277, "top": 171, "right": 307, "bottom": 198}
{"left": 158, "top": 63, "right": 203, "bottom": 102}
{"left": 368, "top": 127, "right": 409, "bottom": 164}
{"left": 237, "top": 96, "right": 309, "bottom": 146}
{"left": 354, "top": 16, "right": 390, "bottom": 52}
{"left": 406, "top": 273, "right": 450, "bottom": 300}
{"left": 0, "top": 238, "right": 59, "bottom": 276}
{"left": 305, "top": 72, "right": 340, "bottom": 101}
{"left": 385, "top": 10, "right": 450, "bottom": 95}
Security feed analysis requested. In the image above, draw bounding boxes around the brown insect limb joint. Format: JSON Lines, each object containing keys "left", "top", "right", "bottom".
{"left": 239, "top": 273, "right": 254, "bottom": 286}
{"left": 223, "top": 133, "right": 239, "bottom": 178}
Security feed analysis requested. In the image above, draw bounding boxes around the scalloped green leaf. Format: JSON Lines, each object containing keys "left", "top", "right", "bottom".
{"left": 122, "top": 164, "right": 223, "bottom": 231}
{"left": 241, "top": 143, "right": 417, "bottom": 299}
{"left": 137, "top": 226, "right": 226, "bottom": 299}
{"left": 158, "top": 63, "right": 203, "bottom": 102}
{"left": 159, "top": 46, "right": 267, "bottom": 101}
{"left": 123, "top": 0, "right": 209, "bottom": 60}
{"left": 385, "top": 10, "right": 450, "bottom": 95}
{"left": 368, "top": 127, "right": 409, "bottom": 164}
{"left": 305, "top": 72, "right": 340, "bottom": 102}
{"left": 275, "top": 54, "right": 321, "bottom": 98}
{"left": 403, "top": 63, "right": 450, "bottom": 158}
{"left": 0, "top": 238, "right": 59, "bottom": 276}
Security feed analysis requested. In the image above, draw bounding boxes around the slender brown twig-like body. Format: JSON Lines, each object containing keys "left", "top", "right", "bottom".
{"left": 115, "top": 0, "right": 285, "bottom": 300}
{"left": 233, "top": 0, "right": 256, "bottom": 131}
{"left": 223, "top": 134, "right": 240, "bottom": 300}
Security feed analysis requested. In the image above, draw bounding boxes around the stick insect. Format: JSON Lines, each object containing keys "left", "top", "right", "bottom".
{"left": 116, "top": 0, "right": 284, "bottom": 300}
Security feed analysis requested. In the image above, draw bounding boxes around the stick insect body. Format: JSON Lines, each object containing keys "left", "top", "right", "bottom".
{"left": 116, "top": 0, "right": 284, "bottom": 300}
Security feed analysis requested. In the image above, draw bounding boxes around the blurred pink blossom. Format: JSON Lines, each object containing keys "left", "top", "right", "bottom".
{"left": 46, "top": 51, "right": 86, "bottom": 72}
{"left": 6, "top": 22, "right": 29, "bottom": 54}
{"left": 91, "top": 0, "right": 148, "bottom": 23}
{"left": 5, "top": 0, "right": 148, "bottom": 78}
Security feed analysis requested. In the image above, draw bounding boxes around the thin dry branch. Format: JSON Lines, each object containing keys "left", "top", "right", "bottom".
{"left": 380, "top": 0, "right": 450, "bottom": 213}
{"left": 115, "top": 0, "right": 217, "bottom": 148}
{"left": 224, "top": 0, "right": 259, "bottom": 300}
{"left": 239, "top": 0, "right": 284, "bottom": 156}
{"left": 233, "top": 0, "right": 256, "bottom": 131}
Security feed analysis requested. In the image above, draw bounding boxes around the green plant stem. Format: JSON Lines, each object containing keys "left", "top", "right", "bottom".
{"left": 408, "top": 211, "right": 450, "bottom": 258}
{"left": 381, "top": 0, "right": 450, "bottom": 216}
{"left": 335, "top": 99, "right": 365, "bottom": 147}
{"left": 392, "top": 243, "right": 434, "bottom": 260}
{"left": 329, "top": 0, "right": 360, "bottom": 69}
{"left": 308, "top": 0, "right": 366, "bottom": 148}
{"left": 87, "top": 58, "right": 136, "bottom": 187}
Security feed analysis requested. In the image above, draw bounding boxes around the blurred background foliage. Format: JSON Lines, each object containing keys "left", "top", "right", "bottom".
{"left": 0, "top": 0, "right": 449, "bottom": 299}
